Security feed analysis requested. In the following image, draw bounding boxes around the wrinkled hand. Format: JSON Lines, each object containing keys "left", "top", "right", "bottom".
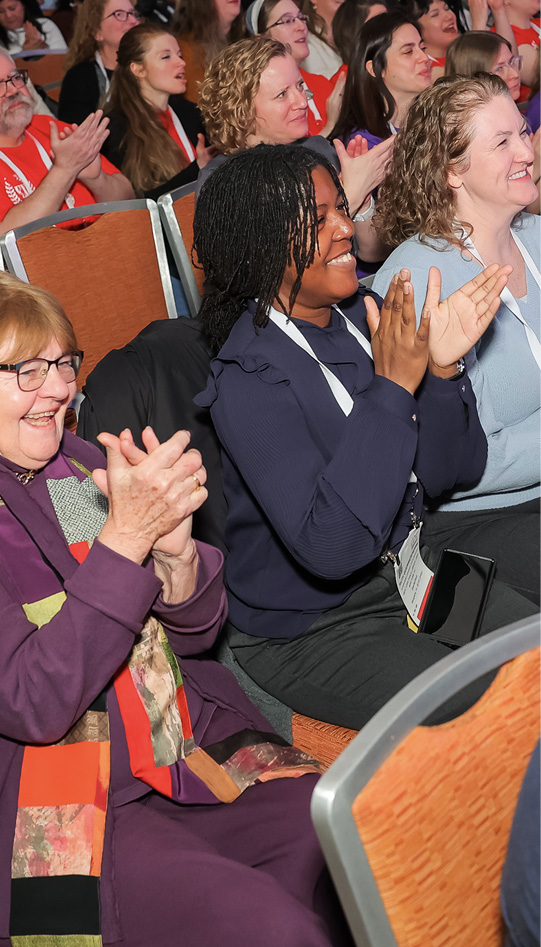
{"left": 424, "top": 263, "right": 512, "bottom": 376}
{"left": 366, "top": 268, "right": 430, "bottom": 395}
{"left": 334, "top": 134, "right": 394, "bottom": 215}
{"left": 23, "top": 21, "right": 47, "bottom": 49}
{"left": 50, "top": 110, "right": 109, "bottom": 181}
{"left": 195, "top": 133, "right": 219, "bottom": 170}
{"left": 93, "top": 428, "right": 207, "bottom": 565}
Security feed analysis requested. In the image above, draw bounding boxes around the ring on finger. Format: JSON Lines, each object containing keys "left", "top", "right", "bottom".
{"left": 192, "top": 474, "right": 201, "bottom": 492}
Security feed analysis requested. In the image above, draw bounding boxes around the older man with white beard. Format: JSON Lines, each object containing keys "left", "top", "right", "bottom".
{"left": 0, "top": 51, "right": 133, "bottom": 234}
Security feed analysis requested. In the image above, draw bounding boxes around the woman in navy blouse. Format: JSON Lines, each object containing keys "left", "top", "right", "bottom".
{"left": 195, "top": 144, "right": 537, "bottom": 730}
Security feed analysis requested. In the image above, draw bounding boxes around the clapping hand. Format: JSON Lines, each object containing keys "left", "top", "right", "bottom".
{"left": 365, "top": 268, "right": 430, "bottom": 395}
{"left": 423, "top": 264, "right": 512, "bottom": 377}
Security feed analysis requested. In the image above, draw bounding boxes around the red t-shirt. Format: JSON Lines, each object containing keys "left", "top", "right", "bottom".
{"left": 301, "top": 69, "right": 332, "bottom": 136}
{"left": 0, "top": 115, "right": 120, "bottom": 224}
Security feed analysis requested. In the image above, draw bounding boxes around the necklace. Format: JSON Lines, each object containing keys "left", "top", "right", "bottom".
{"left": 15, "top": 469, "right": 37, "bottom": 484}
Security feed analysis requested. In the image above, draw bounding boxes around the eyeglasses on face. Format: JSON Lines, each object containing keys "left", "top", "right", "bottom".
{"left": 102, "top": 8, "right": 141, "bottom": 22}
{"left": 267, "top": 12, "right": 309, "bottom": 28}
{"left": 0, "top": 70, "right": 28, "bottom": 98}
{"left": 493, "top": 55, "right": 523, "bottom": 75}
{"left": 0, "top": 351, "right": 84, "bottom": 391}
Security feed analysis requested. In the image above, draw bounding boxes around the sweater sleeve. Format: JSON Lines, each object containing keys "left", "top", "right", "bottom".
{"left": 0, "top": 540, "right": 162, "bottom": 745}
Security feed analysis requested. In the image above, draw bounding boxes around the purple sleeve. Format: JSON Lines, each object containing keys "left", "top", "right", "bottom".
{"left": 0, "top": 540, "right": 162, "bottom": 745}
{"left": 151, "top": 542, "right": 228, "bottom": 657}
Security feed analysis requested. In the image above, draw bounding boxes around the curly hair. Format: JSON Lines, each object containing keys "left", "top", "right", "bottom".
{"left": 374, "top": 73, "right": 511, "bottom": 248}
{"left": 199, "top": 36, "right": 288, "bottom": 153}
{"left": 105, "top": 23, "right": 189, "bottom": 195}
{"left": 193, "top": 144, "right": 347, "bottom": 351}
{"left": 65, "top": 0, "right": 109, "bottom": 69}
{"left": 445, "top": 30, "right": 511, "bottom": 78}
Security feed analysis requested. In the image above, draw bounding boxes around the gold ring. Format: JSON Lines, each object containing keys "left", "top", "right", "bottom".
{"left": 192, "top": 475, "right": 201, "bottom": 492}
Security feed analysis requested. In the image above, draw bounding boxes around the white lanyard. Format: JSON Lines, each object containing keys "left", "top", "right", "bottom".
{"left": 308, "top": 97, "right": 322, "bottom": 124}
{"left": 530, "top": 20, "right": 541, "bottom": 39}
{"left": 0, "top": 131, "right": 75, "bottom": 208}
{"left": 268, "top": 304, "right": 372, "bottom": 416}
{"left": 167, "top": 106, "right": 196, "bottom": 163}
{"left": 95, "top": 52, "right": 110, "bottom": 93}
{"left": 461, "top": 230, "right": 541, "bottom": 369}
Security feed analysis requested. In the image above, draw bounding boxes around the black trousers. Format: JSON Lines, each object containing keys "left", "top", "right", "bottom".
{"left": 229, "top": 549, "right": 539, "bottom": 731}
{"left": 422, "top": 498, "right": 540, "bottom": 606}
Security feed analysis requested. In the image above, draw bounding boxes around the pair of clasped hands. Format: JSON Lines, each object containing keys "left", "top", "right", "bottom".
{"left": 93, "top": 427, "right": 207, "bottom": 601}
{"left": 364, "top": 263, "right": 512, "bottom": 394}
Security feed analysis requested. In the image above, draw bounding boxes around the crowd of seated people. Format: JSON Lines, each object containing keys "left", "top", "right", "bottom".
{"left": 0, "top": 0, "right": 538, "bottom": 941}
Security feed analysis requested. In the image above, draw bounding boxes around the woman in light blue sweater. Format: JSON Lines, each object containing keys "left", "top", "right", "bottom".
{"left": 373, "top": 74, "right": 540, "bottom": 604}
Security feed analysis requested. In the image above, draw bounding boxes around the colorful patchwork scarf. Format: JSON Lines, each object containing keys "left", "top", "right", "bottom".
{"left": 1, "top": 453, "right": 321, "bottom": 946}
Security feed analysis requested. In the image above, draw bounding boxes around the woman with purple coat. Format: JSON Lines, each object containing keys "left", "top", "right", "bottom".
{"left": 0, "top": 274, "right": 349, "bottom": 947}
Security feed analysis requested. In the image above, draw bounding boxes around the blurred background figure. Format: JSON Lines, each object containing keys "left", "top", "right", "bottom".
{"left": 0, "top": 0, "right": 66, "bottom": 52}
{"left": 171, "top": 0, "right": 244, "bottom": 102}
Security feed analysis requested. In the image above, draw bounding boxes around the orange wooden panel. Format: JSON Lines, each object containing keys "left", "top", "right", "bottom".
{"left": 291, "top": 714, "right": 357, "bottom": 771}
{"left": 18, "top": 208, "right": 170, "bottom": 388}
{"left": 352, "top": 648, "right": 541, "bottom": 947}
{"left": 172, "top": 191, "right": 205, "bottom": 297}
{"left": 14, "top": 53, "right": 67, "bottom": 88}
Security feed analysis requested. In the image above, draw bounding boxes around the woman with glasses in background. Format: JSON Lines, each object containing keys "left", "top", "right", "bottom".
{"left": 445, "top": 32, "right": 539, "bottom": 213}
{"left": 0, "top": 0, "right": 66, "bottom": 53}
{"left": 59, "top": 0, "right": 140, "bottom": 124}
{"left": 245, "top": 0, "right": 346, "bottom": 136}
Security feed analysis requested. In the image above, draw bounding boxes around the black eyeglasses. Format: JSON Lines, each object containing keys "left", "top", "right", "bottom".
{"left": 267, "top": 12, "right": 309, "bottom": 28}
{"left": 102, "top": 8, "right": 141, "bottom": 22}
{"left": 0, "top": 70, "right": 28, "bottom": 99}
{"left": 0, "top": 351, "right": 84, "bottom": 391}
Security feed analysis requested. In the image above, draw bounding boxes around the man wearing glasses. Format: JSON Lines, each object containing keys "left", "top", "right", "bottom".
{"left": 0, "top": 50, "right": 133, "bottom": 234}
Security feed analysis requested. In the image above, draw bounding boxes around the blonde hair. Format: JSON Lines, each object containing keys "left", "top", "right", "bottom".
{"left": 445, "top": 31, "right": 511, "bottom": 79}
{"left": 199, "top": 36, "right": 288, "bottom": 152}
{"left": 374, "top": 74, "right": 512, "bottom": 248}
{"left": 65, "top": 0, "right": 109, "bottom": 70}
{"left": 0, "top": 273, "right": 77, "bottom": 362}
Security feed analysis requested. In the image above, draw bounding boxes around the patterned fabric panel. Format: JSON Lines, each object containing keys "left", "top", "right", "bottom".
{"left": 46, "top": 475, "right": 108, "bottom": 546}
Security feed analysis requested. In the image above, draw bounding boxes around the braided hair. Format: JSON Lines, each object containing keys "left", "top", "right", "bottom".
{"left": 194, "top": 144, "right": 347, "bottom": 352}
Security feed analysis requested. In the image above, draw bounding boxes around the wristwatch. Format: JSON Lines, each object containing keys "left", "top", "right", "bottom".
{"left": 448, "top": 357, "right": 465, "bottom": 380}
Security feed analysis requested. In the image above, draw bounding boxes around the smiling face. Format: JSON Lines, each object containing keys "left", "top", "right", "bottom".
{"left": 491, "top": 44, "right": 521, "bottom": 101}
{"left": 278, "top": 165, "right": 357, "bottom": 323}
{"left": 132, "top": 33, "right": 186, "bottom": 102}
{"left": 265, "top": 0, "right": 309, "bottom": 64}
{"left": 95, "top": 0, "right": 139, "bottom": 53}
{"left": 0, "top": 0, "right": 25, "bottom": 33}
{"left": 418, "top": 0, "right": 457, "bottom": 57}
{"left": 247, "top": 53, "right": 309, "bottom": 145}
{"left": 0, "top": 337, "right": 76, "bottom": 469}
{"left": 449, "top": 95, "right": 537, "bottom": 220}
{"left": 380, "top": 23, "right": 431, "bottom": 99}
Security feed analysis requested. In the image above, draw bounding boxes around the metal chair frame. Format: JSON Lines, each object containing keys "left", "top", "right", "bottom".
{"left": 158, "top": 183, "right": 201, "bottom": 319}
{"left": 311, "top": 616, "right": 541, "bottom": 947}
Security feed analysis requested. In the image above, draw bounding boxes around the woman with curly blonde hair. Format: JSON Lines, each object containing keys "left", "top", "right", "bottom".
{"left": 59, "top": 0, "right": 140, "bottom": 124}
{"left": 373, "top": 74, "right": 540, "bottom": 603}
{"left": 198, "top": 35, "right": 393, "bottom": 263}
{"left": 171, "top": 0, "right": 245, "bottom": 102}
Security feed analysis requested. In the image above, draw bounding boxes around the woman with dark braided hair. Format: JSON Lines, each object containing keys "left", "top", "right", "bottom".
{"left": 195, "top": 144, "right": 536, "bottom": 731}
